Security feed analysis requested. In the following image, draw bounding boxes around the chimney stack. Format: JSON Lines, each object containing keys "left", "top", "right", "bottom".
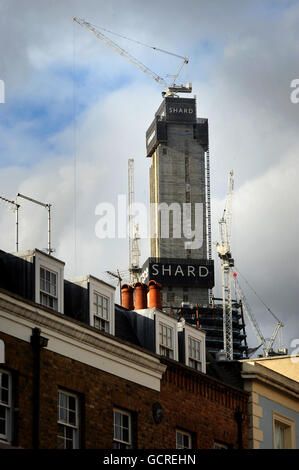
{"left": 134, "top": 282, "right": 148, "bottom": 310}
{"left": 148, "top": 280, "right": 162, "bottom": 310}
{"left": 121, "top": 283, "right": 134, "bottom": 310}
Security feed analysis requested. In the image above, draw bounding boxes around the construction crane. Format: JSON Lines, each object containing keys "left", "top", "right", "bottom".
{"left": 232, "top": 272, "right": 284, "bottom": 357}
{"left": 216, "top": 171, "right": 284, "bottom": 359}
{"left": 128, "top": 158, "right": 141, "bottom": 283}
{"left": 216, "top": 170, "right": 234, "bottom": 360}
{"left": 72, "top": 17, "right": 192, "bottom": 97}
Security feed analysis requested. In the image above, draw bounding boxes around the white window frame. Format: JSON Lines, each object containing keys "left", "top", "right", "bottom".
{"left": 40, "top": 266, "right": 58, "bottom": 311}
{"left": 0, "top": 370, "right": 12, "bottom": 443}
{"left": 93, "top": 291, "right": 110, "bottom": 333}
{"left": 155, "top": 312, "right": 178, "bottom": 361}
{"left": 176, "top": 429, "right": 192, "bottom": 449}
{"left": 57, "top": 390, "right": 79, "bottom": 449}
{"left": 113, "top": 408, "right": 132, "bottom": 449}
{"left": 35, "top": 250, "right": 64, "bottom": 314}
{"left": 188, "top": 336, "right": 202, "bottom": 372}
{"left": 273, "top": 412, "right": 295, "bottom": 449}
{"left": 88, "top": 277, "right": 115, "bottom": 335}
{"left": 180, "top": 322, "right": 206, "bottom": 373}
{"left": 159, "top": 323, "right": 174, "bottom": 359}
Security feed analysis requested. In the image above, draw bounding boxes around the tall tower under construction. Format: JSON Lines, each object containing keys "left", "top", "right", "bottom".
{"left": 141, "top": 96, "right": 214, "bottom": 310}
{"left": 141, "top": 95, "right": 248, "bottom": 359}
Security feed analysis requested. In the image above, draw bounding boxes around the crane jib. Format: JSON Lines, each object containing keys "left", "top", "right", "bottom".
{"left": 72, "top": 17, "right": 191, "bottom": 96}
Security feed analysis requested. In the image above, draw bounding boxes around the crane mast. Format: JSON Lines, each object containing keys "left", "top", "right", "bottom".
{"left": 72, "top": 17, "right": 192, "bottom": 96}
{"left": 128, "top": 158, "right": 141, "bottom": 284}
{"left": 217, "top": 171, "right": 284, "bottom": 359}
{"left": 217, "top": 171, "right": 234, "bottom": 360}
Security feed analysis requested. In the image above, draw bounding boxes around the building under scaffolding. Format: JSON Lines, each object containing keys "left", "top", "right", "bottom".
{"left": 142, "top": 95, "right": 248, "bottom": 359}
{"left": 177, "top": 300, "right": 248, "bottom": 360}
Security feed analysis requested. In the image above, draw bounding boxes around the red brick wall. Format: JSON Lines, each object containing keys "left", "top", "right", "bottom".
{"left": 0, "top": 332, "right": 162, "bottom": 449}
{"left": 0, "top": 331, "right": 248, "bottom": 449}
{"left": 160, "top": 361, "right": 248, "bottom": 449}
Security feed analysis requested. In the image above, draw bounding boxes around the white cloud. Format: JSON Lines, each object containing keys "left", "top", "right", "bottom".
{"left": 211, "top": 150, "right": 299, "bottom": 350}
{"left": 0, "top": 0, "right": 298, "bottom": 350}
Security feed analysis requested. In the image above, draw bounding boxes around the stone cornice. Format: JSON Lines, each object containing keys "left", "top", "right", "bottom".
{"left": 0, "top": 292, "right": 166, "bottom": 378}
{"left": 241, "top": 362, "right": 299, "bottom": 400}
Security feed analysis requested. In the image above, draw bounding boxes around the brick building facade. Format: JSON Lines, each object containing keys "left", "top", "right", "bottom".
{"left": 160, "top": 360, "right": 248, "bottom": 449}
{"left": 0, "top": 248, "right": 248, "bottom": 449}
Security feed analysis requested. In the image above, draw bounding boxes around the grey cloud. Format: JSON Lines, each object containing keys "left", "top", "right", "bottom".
{"left": 0, "top": 0, "right": 298, "bottom": 351}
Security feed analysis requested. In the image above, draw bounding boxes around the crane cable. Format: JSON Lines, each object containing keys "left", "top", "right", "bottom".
{"left": 235, "top": 268, "right": 283, "bottom": 325}
{"left": 73, "top": 20, "right": 78, "bottom": 275}
{"left": 86, "top": 20, "right": 188, "bottom": 61}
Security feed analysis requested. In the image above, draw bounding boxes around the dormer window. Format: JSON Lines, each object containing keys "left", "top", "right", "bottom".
{"left": 40, "top": 267, "right": 58, "bottom": 310}
{"left": 178, "top": 320, "right": 206, "bottom": 373}
{"left": 159, "top": 323, "right": 174, "bottom": 359}
{"left": 188, "top": 336, "right": 202, "bottom": 371}
{"left": 13, "top": 249, "right": 64, "bottom": 313}
{"left": 70, "top": 275, "right": 115, "bottom": 335}
{"left": 93, "top": 292, "right": 109, "bottom": 333}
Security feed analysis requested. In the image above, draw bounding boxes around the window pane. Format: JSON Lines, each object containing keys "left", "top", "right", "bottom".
{"left": 122, "top": 428, "right": 129, "bottom": 443}
{"left": 40, "top": 267, "right": 57, "bottom": 309}
{"left": 59, "top": 406, "right": 67, "bottom": 423}
{"left": 114, "top": 411, "right": 121, "bottom": 426}
{"left": 183, "top": 434, "right": 190, "bottom": 448}
{"left": 0, "top": 373, "right": 9, "bottom": 406}
{"left": 114, "top": 425, "right": 121, "bottom": 441}
{"left": 122, "top": 414, "right": 128, "bottom": 428}
{"left": 94, "top": 293, "right": 109, "bottom": 320}
{"left": 275, "top": 422, "right": 286, "bottom": 449}
{"left": 58, "top": 392, "right": 79, "bottom": 449}
{"left": 68, "top": 396, "right": 76, "bottom": 412}
{"left": 176, "top": 431, "right": 191, "bottom": 449}
{"left": 69, "top": 410, "right": 76, "bottom": 426}
{"left": 0, "top": 406, "right": 6, "bottom": 435}
{"left": 1, "top": 389, "right": 8, "bottom": 405}
{"left": 0, "top": 371, "right": 10, "bottom": 441}
{"left": 113, "top": 410, "right": 131, "bottom": 446}
{"left": 59, "top": 392, "right": 67, "bottom": 408}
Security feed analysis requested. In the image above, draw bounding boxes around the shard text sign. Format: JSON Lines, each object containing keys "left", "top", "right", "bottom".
{"left": 141, "top": 258, "right": 215, "bottom": 288}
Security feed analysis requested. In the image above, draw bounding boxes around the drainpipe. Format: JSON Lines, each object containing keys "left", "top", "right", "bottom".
{"left": 234, "top": 406, "right": 243, "bottom": 449}
{"left": 30, "top": 328, "right": 48, "bottom": 449}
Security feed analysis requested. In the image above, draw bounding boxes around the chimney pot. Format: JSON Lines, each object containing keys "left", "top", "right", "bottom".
{"left": 134, "top": 282, "right": 148, "bottom": 310}
{"left": 148, "top": 280, "right": 162, "bottom": 309}
{"left": 121, "top": 283, "right": 134, "bottom": 310}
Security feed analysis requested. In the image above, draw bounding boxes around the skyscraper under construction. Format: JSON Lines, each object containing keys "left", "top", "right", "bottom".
{"left": 141, "top": 95, "right": 248, "bottom": 359}
{"left": 142, "top": 95, "right": 214, "bottom": 309}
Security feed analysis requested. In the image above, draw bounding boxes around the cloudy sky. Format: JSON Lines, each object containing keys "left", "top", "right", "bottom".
{"left": 0, "top": 0, "right": 298, "bottom": 353}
